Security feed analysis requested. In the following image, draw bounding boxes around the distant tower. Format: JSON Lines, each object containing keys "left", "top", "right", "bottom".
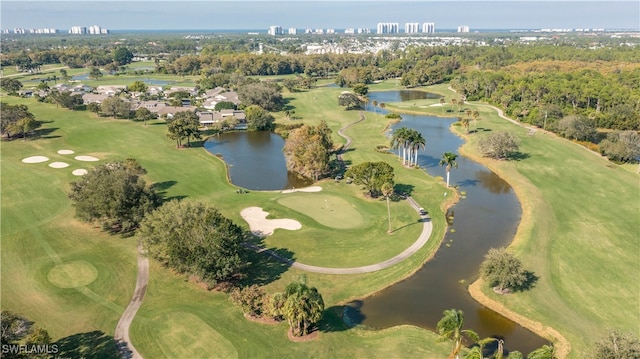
{"left": 422, "top": 22, "right": 435, "bottom": 33}
{"left": 457, "top": 25, "right": 470, "bottom": 33}
{"left": 404, "top": 22, "right": 420, "bottom": 34}
{"left": 268, "top": 25, "right": 282, "bottom": 36}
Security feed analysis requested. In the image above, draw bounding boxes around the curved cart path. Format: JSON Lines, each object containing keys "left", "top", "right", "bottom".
{"left": 114, "top": 244, "right": 148, "bottom": 359}
{"left": 248, "top": 113, "right": 434, "bottom": 274}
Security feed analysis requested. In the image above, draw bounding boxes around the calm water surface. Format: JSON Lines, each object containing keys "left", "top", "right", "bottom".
{"left": 204, "top": 131, "right": 311, "bottom": 190}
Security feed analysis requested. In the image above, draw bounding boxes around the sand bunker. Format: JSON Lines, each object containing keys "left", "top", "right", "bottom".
{"left": 241, "top": 206, "right": 302, "bottom": 237}
{"left": 429, "top": 103, "right": 445, "bottom": 107}
{"left": 281, "top": 186, "right": 322, "bottom": 194}
{"left": 75, "top": 155, "right": 100, "bottom": 162}
{"left": 57, "top": 149, "right": 75, "bottom": 155}
{"left": 49, "top": 162, "right": 70, "bottom": 168}
{"left": 72, "top": 169, "right": 89, "bottom": 176}
{"left": 22, "top": 156, "right": 49, "bottom": 163}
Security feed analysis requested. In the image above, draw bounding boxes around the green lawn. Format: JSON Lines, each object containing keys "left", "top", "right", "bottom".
{"left": 1, "top": 88, "right": 453, "bottom": 357}
{"left": 385, "top": 83, "right": 640, "bottom": 357}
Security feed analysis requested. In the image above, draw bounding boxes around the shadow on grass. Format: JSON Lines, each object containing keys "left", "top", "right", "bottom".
{"left": 508, "top": 152, "right": 530, "bottom": 161}
{"left": 516, "top": 271, "right": 538, "bottom": 292}
{"left": 55, "top": 331, "right": 120, "bottom": 359}
{"left": 318, "top": 305, "right": 354, "bottom": 333}
{"left": 241, "top": 236, "right": 294, "bottom": 286}
{"left": 394, "top": 183, "right": 415, "bottom": 197}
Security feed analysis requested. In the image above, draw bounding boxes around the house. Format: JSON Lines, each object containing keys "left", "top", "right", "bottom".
{"left": 202, "top": 91, "right": 240, "bottom": 110}
{"left": 197, "top": 109, "right": 246, "bottom": 128}
{"left": 95, "top": 85, "right": 126, "bottom": 96}
{"left": 157, "top": 105, "right": 196, "bottom": 119}
{"left": 164, "top": 86, "right": 197, "bottom": 96}
{"left": 134, "top": 100, "right": 166, "bottom": 113}
{"left": 82, "top": 93, "right": 109, "bottom": 104}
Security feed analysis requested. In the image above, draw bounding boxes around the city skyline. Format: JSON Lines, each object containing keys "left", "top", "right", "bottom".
{"left": 2, "top": 1, "right": 639, "bottom": 31}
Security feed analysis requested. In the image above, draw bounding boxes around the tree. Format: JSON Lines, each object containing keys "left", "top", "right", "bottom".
{"left": 237, "top": 82, "right": 283, "bottom": 111}
{"left": 244, "top": 105, "right": 275, "bottom": 131}
{"left": 381, "top": 182, "right": 394, "bottom": 233}
{"left": 0, "top": 78, "right": 23, "bottom": 94}
{"left": 139, "top": 200, "right": 247, "bottom": 285}
{"left": 338, "top": 92, "right": 363, "bottom": 110}
{"left": 281, "top": 278, "right": 324, "bottom": 336}
{"left": 598, "top": 131, "right": 640, "bottom": 163}
{"left": 472, "top": 110, "right": 480, "bottom": 132}
{"left": 527, "top": 345, "right": 556, "bottom": 359}
{"left": 100, "top": 96, "right": 131, "bottom": 118}
{"left": 87, "top": 102, "right": 101, "bottom": 115}
{"left": 127, "top": 80, "right": 148, "bottom": 93}
{"left": 439, "top": 152, "right": 459, "bottom": 188}
{"left": 460, "top": 116, "right": 471, "bottom": 133}
{"left": 88, "top": 67, "right": 103, "bottom": 80}
{"left": 10, "top": 117, "right": 41, "bottom": 141}
{"left": 230, "top": 285, "right": 266, "bottom": 317}
{"left": 478, "top": 131, "right": 520, "bottom": 159}
{"left": 135, "top": 107, "right": 154, "bottom": 126}
{"left": 480, "top": 247, "right": 528, "bottom": 293}
{"left": 68, "top": 160, "right": 161, "bottom": 234}
{"left": 440, "top": 97, "right": 446, "bottom": 113}
{"left": 409, "top": 130, "right": 426, "bottom": 166}
{"left": 283, "top": 121, "right": 333, "bottom": 181}
{"left": 113, "top": 47, "right": 134, "bottom": 65}
{"left": 1, "top": 311, "right": 30, "bottom": 345}
{"left": 167, "top": 111, "right": 200, "bottom": 147}
{"left": 557, "top": 115, "right": 596, "bottom": 141}
{"left": 345, "top": 161, "right": 395, "bottom": 197}
{"left": 588, "top": 329, "right": 640, "bottom": 359}
{"left": 437, "top": 309, "right": 479, "bottom": 359}
{"left": 391, "top": 127, "right": 410, "bottom": 165}
{"left": 214, "top": 101, "right": 236, "bottom": 111}
{"left": 352, "top": 83, "right": 369, "bottom": 96}
{"left": 464, "top": 337, "right": 498, "bottom": 359}
{"left": 59, "top": 68, "right": 69, "bottom": 81}
{"left": 1, "top": 103, "right": 35, "bottom": 139}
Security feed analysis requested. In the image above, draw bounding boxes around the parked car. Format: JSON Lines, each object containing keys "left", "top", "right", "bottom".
{"left": 418, "top": 208, "right": 426, "bottom": 215}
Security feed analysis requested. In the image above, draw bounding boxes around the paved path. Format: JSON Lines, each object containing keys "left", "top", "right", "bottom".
{"left": 114, "top": 243, "right": 148, "bottom": 359}
{"left": 249, "top": 113, "right": 434, "bottom": 274}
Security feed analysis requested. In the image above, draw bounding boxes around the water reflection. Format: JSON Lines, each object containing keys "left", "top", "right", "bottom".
{"left": 476, "top": 170, "right": 513, "bottom": 194}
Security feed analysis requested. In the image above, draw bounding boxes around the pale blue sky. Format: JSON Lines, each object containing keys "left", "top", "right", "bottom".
{"left": 2, "top": 1, "right": 639, "bottom": 31}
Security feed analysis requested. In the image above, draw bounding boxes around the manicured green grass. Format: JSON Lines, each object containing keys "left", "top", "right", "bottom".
{"left": 385, "top": 82, "right": 640, "bottom": 358}
{"left": 278, "top": 193, "right": 365, "bottom": 229}
{"left": 2, "top": 87, "right": 453, "bottom": 357}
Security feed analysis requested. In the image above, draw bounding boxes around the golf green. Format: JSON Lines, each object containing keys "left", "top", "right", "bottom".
{"left": 277, "top": 194, "right": 364, "bottom": 229}
{"left": 47, "top": 260, "right": 98, "bottom": 288}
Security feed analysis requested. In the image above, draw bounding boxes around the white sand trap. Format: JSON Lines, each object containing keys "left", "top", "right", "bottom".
{"left": 241, "top": 206, "right": 302, "bottom": 237}
{"left": 49, "top": 162, "right": 70, "bottom": 168}
{"left": 281, "top": 186, "right": 322, "bottom": 194}
{"left": 72, "top": 169, "right": 88, "bottom": 176}
{"left": 75, "top": 155, "right": 100, "bottom": 162}
{"left": 429, "top": 103, "right": 445, "bottom": 107}
{"left": 22, "top": 156, "right": 49, "bottom": 163}
{"left": 57, "top": 149, "right": 75, "bottom": 155}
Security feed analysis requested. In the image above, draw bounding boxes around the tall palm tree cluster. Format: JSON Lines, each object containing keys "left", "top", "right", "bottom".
{"left": 391, "top": 127, "right": 426, "bottom": 167}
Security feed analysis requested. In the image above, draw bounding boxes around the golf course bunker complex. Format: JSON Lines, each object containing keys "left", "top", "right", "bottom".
{"left": 21, "top": 156, "right": 49, "bottom": 163}
{"left": 47, "top": 260, "right": 98, "bottom": 288}
{"left": 240, "top": 207, "right": 302, "bottom": 236}
{"left": 277, "top": 194, "right": 364, "bottom": 229}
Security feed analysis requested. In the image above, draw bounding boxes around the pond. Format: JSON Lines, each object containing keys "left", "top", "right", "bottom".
{"left": 349, "top": 90, "right": 548, "bottom": 354}
{"left": 203, "top": 131, "right": 312, "bottom": 191}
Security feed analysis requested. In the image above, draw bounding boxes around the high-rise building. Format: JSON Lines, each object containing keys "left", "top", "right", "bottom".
{"left": 457, "top": 25, "right": 470, "bottom": 33}
{"left": 405, "top": 22, "right": 420, "bottom": 34}
{"left": 267, "top": 25, "right": 283, "bottom": 36}
{"left": 422, "top": 22, "right": 435, "bottom": 33}
{"left": 88, "top": 25, "right": 101, "bottom": 34}
{"left": 377, "top": 22, "right": 399, "bottom": 34}
{"left": 288, "top": 27, "right": 297, "bottom": 35}
{"left": 69, "top": 26, "right": 86, "bottom": 34}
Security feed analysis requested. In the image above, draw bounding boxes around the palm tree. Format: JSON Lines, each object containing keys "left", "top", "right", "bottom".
{"left": 460, "top": 117, "right": 470, "bottom": 133}
{"left": 372, "top": 100, "right": 378, "bottom": 114}
{"left": 411, "top": 131, "right": 426, "bottom": 167}
{"left": 472, "top": 110, "right": 480, "bottom": 133}
{"left": 526, "top": 345, "right": 556, "bottom": 359}
{"left": 464, "top": 337, "right": 498, "bottom": 359}
{"left": 283, "top": 279, "right": 325, "bottom": 336}
{"left": 439, "top": 152, "right": 459, "bottom": 188}
{"left": 440, "top": 97, "right": 446, "bottom": 113}
{"left": 379, "top": 102, "right": 386, "bottom": 112}
{"left": 391, "top": 127, "right": 409, "bottom": 165}
{"left": 381, "top": 182, "right": 394, "bottom": 233}
{"left": 450, "top": 98, "right": 457, "bottom": 112}
{"left": 437, "top": 309, "right": 479, "bottom": 359}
